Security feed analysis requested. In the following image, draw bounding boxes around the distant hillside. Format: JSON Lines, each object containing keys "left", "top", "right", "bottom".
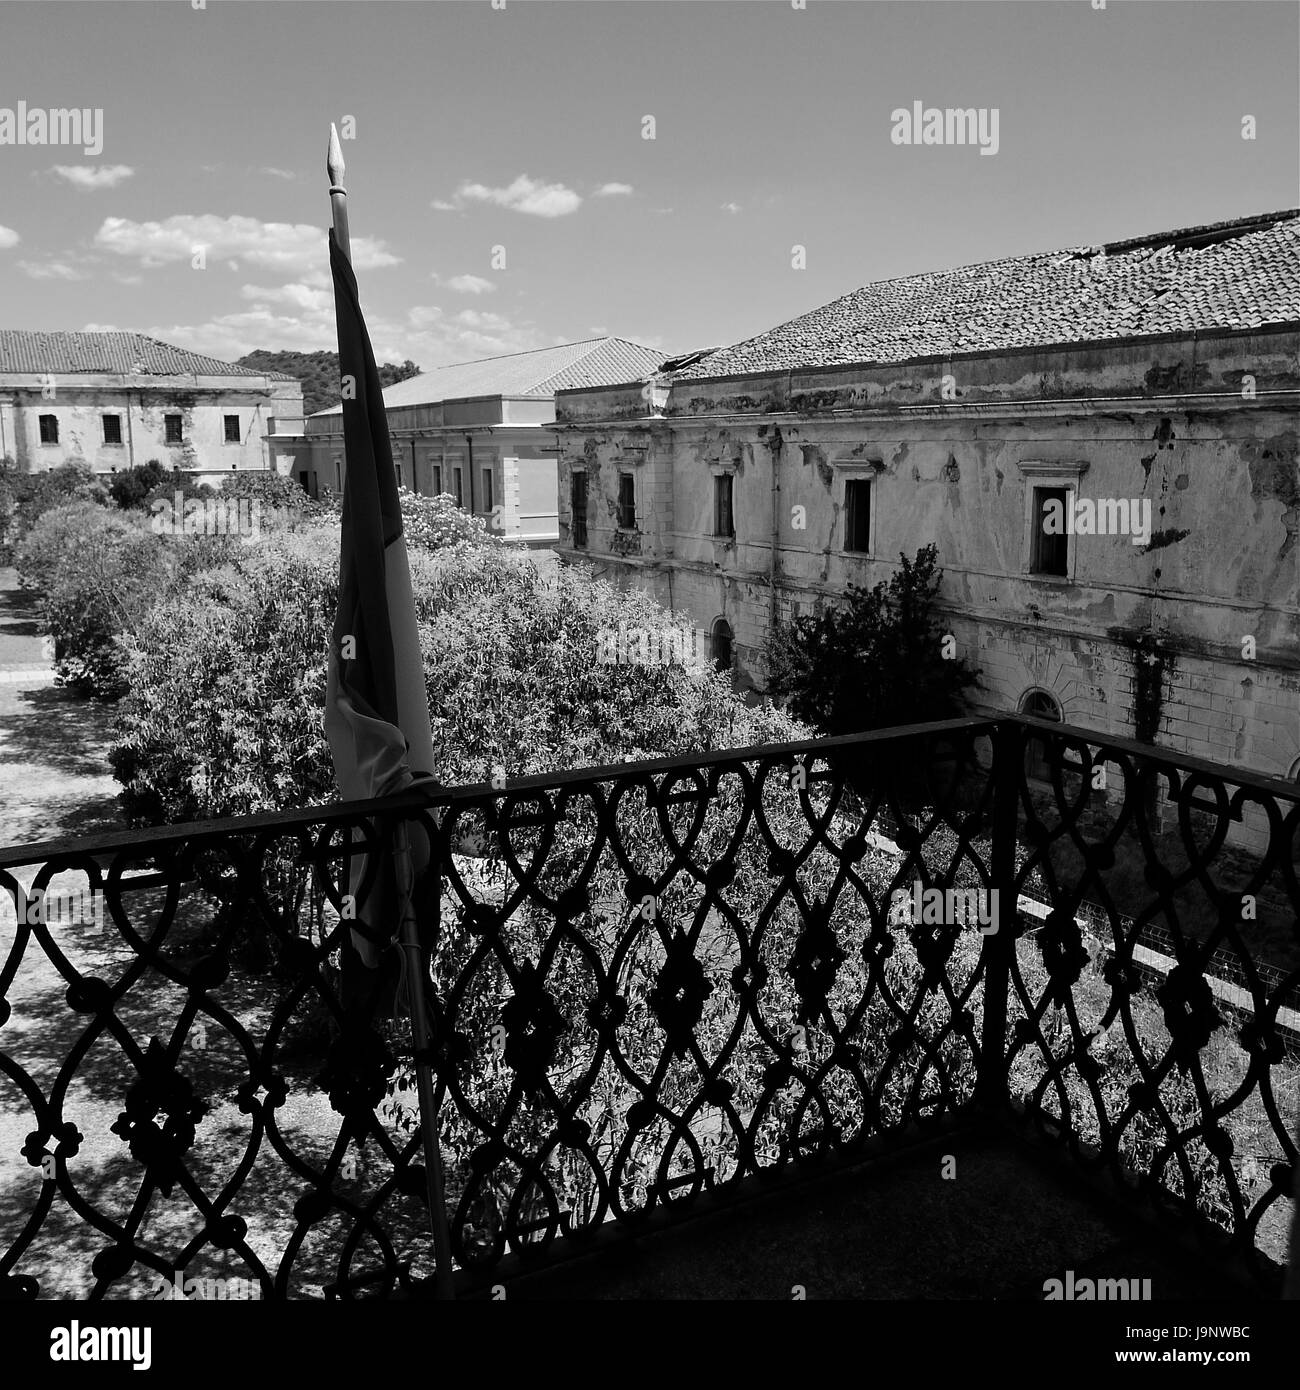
{"left": 237, "top": 350, "right": 421, "bottom": 416}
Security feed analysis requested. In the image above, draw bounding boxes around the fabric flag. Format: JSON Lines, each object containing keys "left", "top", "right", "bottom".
{"left": 324, "top": 226, "right": 438, "bottom": 990}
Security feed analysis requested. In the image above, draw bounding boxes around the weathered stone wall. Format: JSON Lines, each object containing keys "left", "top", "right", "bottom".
{"left": 554, "top": 327, "right": 1300, "bottom": 803}
{"left": 3, "top": 373, "right": 301, "bottom": 483}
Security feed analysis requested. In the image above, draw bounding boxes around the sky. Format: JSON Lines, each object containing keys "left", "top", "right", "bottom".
{"left": 0, "top": 0, "right": 1295, "bottom": 370}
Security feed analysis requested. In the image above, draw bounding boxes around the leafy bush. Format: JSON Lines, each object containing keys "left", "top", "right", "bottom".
{"left": 0, "top": 459, "right": 108, "bottom": 560}
{"left": 765, "top": 542, "right": 982, "bottom": 735}
{"left": 219, "top": 468, "right": 326, "bottom": 526}
{"left": 108, "top": 461, "right": 168, "bottom": 511}
{"left": 110, "top": 526, "right": 340, "bottom": 824}
{"left": 16, "top": 502, "right": 173, "bottom": 698}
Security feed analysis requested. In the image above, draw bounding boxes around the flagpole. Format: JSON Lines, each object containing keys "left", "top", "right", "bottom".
{"left": 328, "top": 126, "right": 457, "bottom": 1301}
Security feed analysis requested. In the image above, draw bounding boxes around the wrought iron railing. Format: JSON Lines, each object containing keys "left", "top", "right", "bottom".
{"left": 1, "top": 716, "right": 1296, "bottom": 1298}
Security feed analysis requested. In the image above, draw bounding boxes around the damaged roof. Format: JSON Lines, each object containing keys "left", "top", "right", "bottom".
{"left": 674, "top": 209, "right": 1300, "bottom": 380}
{"left": 0, "top": 331, "right": 298, "bottom": 380}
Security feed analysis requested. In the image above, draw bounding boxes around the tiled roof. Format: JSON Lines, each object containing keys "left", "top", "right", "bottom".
{"left": 311, "top": 336, "right": 667, "bottom": 416}
{"left": 0, "top": 331, "right": 298, "bottom": 380}
{"left": 676, "top": 210, "right": 1300, "bottom": 381}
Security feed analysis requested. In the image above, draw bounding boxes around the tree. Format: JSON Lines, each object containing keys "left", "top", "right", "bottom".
{"left": 764, "top": 543, "right": 981, "bottom": 737}
{"left": 236, "top": 350, "right": 422, "bottom": 416}
{"left": 108, "top": 461, "right": 168, "bottom": 511}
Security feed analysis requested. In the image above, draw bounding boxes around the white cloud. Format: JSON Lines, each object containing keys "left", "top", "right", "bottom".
{"left": 148, "top": 296, "right": 550, "bottom": 376}
{"left": 113, "top": 272, "right": 143, "bottom": 286}
{"left": 446, "top": 273, "right": 495, "bottom": 295}
{"left": 430, "top": 199, "right": 460, "bottom": 213}
{"left": 94, "top": 213, "right": 400, "bottom": 274}
{"left": 438, "top": 174, "right": 582, "bottom": 219}
{"left": 52, "top": 164, "right": 135, "bottom": 191}
{"left": 454, "top": 308, "right": 512, "bottom": 330}
{"left": 18, "top": 259, "right": 86, "bottom": 281}
{"left": 721, "top": 202, "right": 743, "bottom": 215}
{"left": 148, "top": 310, "right": 333, "bottom": 362}
{"left": 0, "top": 225, "right": 18, "bottom": 249}
{"left": 261, "top": 167, "right": 296, "bottom": 180}
{"left": 239, "top": 281, "right": 332, "bottom": 312}
{"left": 82, "top": 322, "right": 119, "bottom": 332}
{"left": 594, "top": 182, "right": 633, "bottom": 198}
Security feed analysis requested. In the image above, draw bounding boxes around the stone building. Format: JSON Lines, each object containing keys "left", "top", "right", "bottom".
{"left": 0, "top": 331, "right": 304, "bottom": 488}
{"left": 274, "top": 337, "right": 665, "bottom": 545}
{"left": 554, "top": 209, "right": 1300, "bottom": 844}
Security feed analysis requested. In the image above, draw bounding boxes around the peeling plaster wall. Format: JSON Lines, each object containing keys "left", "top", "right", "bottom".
{"left": 3, "top": 373, "right": 302, "bottom": 485}
{"left": 553, "top": 330, "right": 1300, "bottom": 804}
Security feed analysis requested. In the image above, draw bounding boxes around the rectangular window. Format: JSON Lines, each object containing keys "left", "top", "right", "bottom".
{"left": 453, "top": 467, "right": 464, "bottom": 507}
{"left": 617, "top": 471, "right": 636, "bottom": 529}
{"left": 39, "top": 415, "right": 58, "bottom": 444}
{"left": 430, "top": 463, "right": 442, "bottom": 496}
{"left": 571, "top": 471, "right": 588, "bottom": 549}
{"left": 395, "top": 463, "right": 404, "bottom": 489}
{"left": 482, "top": 467, "right": 494, "bottom": 514}
{"left": 844, "top": 479, "right": 871, "bottom": 553}
{"left": 164, "top": 414, "right": 183, "bottom": 445}
{"left": 102, "top": 415, "right": 122, "bottom": 445}
{"left": 714, "top": 473, "right": 735, "bottom": 539}
{"left": 1031, "top": 486, "right": 1069, "bottom": 576}
{"left": 224, "top": 415, "right": 240, "bottom": 443}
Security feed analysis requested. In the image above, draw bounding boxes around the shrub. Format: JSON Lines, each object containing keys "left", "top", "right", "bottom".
{"left": 108, "top": 461, "right": 168, "bottom": 511}
{"left": 15, "top": 502, "right": 173, "bottom": 698}
{"left": 220, "top": 468, "right": 326, "bottom": 526}
{"left": 765, "top": 542, "right": 982, "bottom": 736}
{"left": 0, "top": 460, "right": 108, "bottom": 560}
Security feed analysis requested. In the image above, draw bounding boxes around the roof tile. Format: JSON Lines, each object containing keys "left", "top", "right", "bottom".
{"left": 0, "top": 331, "right": 298, "bottom": 380}
{"left": 311, "top": 336, "right": 666, "bottom": 416}
{"left": 677, "top": 210, "right": 1300, "bottom": 380}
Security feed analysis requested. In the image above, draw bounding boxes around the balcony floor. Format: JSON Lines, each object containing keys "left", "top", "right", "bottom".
{"left": 469, "top": 1129, "right": 1268, "bottom": 1300}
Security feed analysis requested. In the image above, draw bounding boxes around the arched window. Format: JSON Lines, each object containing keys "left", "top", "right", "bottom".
{"left": 711, "top": 617, "right": 733, "bottom": 674}
{"left": 1019, "top": 689, "right": 1062, "bottom": 781}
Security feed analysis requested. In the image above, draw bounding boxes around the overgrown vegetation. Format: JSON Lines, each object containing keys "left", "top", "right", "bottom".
{"left": 765, "top": 543, "right": 982, "bottom": 735}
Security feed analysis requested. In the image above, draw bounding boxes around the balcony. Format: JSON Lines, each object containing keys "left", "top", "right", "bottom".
{"left": 1, "top": 717, "right": 1296, "bottom": 1304}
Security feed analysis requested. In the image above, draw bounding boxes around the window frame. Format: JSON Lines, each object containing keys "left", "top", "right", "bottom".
{"left": 1019, "top": 688, "right": 1063, "bottom": 782}
{"left": 164, "top": 414, "right": 184, "bottom": 445}
{"left": 1017, "top": 460, "right": 1090, "bottom": 582}
{"left": 38, "top": 414, "right": 59, "bottom": 445}
{"left": 712, "top": 467, "right": 735, "bottom": 540}
{"left": 843, "top": 476, "right": 873, "bottom": 554}
{"left": 710, "top": 616, "right": 734, "bottom": 673}
{"left": 1029, "top": 484, "right": 1071, "bottom": 577}
{"left": 832, "top": 464, "right": 878, "bottom": 556}
{"left": 102, "top": 414, "right": 123, "bottom": 446}
{"left": 223, "top": 414, "right": 241, "bottom": 444}
{"left": 617, "top": 471, "right": 636, "bottom": 531}
{"left": 570, "top": 468, "right": 588, "bottom": 550}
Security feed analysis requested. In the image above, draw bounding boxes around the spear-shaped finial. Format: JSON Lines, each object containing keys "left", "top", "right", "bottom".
{"left": 327, "top": 123, "right": 351, "bottom": 264}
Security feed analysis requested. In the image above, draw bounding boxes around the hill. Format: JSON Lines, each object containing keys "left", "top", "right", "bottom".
{"left": 236, "top": 350, "right": 420, "bottom": 416}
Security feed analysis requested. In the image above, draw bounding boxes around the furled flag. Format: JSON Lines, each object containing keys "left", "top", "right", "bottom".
{"left": 324, "top": 225, "right": 438, "bottom": 1007}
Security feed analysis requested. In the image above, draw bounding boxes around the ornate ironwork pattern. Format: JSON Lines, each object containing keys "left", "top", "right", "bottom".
{"left": 1002, "top": 717, "right": 1300, "bottom": 1290}
{"left": 1, "top": 717, "right": 1296, "bottom": 1297}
